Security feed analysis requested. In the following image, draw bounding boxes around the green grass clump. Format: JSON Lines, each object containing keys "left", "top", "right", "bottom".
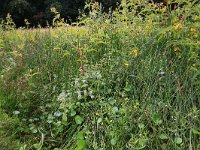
{"left": 0, "top": 1, "right": 200, "bottom": 149}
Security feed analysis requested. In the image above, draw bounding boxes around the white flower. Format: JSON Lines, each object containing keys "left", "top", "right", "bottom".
{"left": 13, "top": 110, "right": 20, "bottom": 115}
{"left": 75, "top": 79, "right": 79, "bottom": 87}
{"left": 159, "top": 71, "right": 165, "bottom": 75}
{"left": 54, "top": 110, "right": 62, "bottom": 117}
{"left": 77, "top": 90, "right": 82, "bottom": 99}
{"left": 66, "top": 90, "right": 71, "bottom": 96}
{"left": 89, "top": 91, "right": 94, "bottom": 99}
{"left": 83, "top": 84, "right": 88, "bottom": 87}
{"left": 57, "top": 90, "right": 67, "bottom": 102}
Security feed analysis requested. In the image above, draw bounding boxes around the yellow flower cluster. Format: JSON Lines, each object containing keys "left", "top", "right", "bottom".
{"left": 130, "top": 48, "right": 139, "bottom": 58}
{"left": 174, "top": 47, "right": 180, "bottom": 52}
{"left": 174, "top": 23, "right": 183, "bottom": 30}
{"left": 190, "top": 28, "right": 196, "bottom": 32}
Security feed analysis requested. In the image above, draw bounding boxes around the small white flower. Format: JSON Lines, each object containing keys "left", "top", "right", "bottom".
{"left": 52, "top": 86, "right": 56, "bottom": 93}
{"left": 34, "top": 118, "right": 39, "bottom": 121}
{"left": 66, "top": 90, "right": 71, "bottom": 96}
{"left": 77, "top": 90, "right": 82, "bottom": 99}
{"left": 82, "top": 79, "right": 86, "bottom": 83}
{"left": 13, "top": 110, "right": 20, "bottom": 115}
{"left": 159, "top": 71, "right": 165, "bottom": 75}
{"left": 83, "top": 84, "right": 88, "bottom": 87}
{"left": 171, "top": 116, "right": 176, "bottom": 121}
{"left": 47, "top": 120, "right": 53, "bottom": 124}
{"left": 57, "top": 90, "right": 67, "bottom": 102}
{"left": 54, "top": 110, "right": 62, "bottom": 117}
{"left": 75, "top": 79, "right": 79, "bottom": 87}
{"left": 89, "top": 90, "right": 93, "bottom": 95}
{"left": 113, "top": 106, "right": 119, "bottom": 112}
{"left": 29, "top": 119, "right": 33, "bottom": 122}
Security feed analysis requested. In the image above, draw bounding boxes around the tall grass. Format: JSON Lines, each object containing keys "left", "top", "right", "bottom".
{"left": 0, "top": 0, "right": 200, "bottom": 149}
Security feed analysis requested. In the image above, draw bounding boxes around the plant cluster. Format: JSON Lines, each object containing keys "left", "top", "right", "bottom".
{"left": 0, "top": 0, "right": 200, "bottom": 149}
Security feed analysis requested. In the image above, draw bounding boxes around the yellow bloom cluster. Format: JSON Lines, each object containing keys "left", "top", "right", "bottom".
{"left": 130, "top": 48, "right": 139, "bottom": 58}
{"left": 174, "top": 47, "right": 180, "bottom": 52}
{"left": 174, "top": 23, "right": 183, "bottom": 30}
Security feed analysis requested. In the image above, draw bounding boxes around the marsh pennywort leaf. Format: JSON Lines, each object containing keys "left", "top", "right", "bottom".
{"left": 111, "top": 138, "right": 116, "bottom": 146}
{"left": 174, "top": 137, "right": 182, "bottom": 144}
{"left": 108, "top": 98, "right": 116, "bottom": 105}
{"left": 75, "top": 115, "right": 83, "bottom": 125}
{"left": 124, "top": 86, "right": 131, "bottom": 92}
{"left": 152, "top": 113, "right": 162, "bottom": 125}
{"left": 70, "top": 110, "right": 76, "bottom": 116}
{"left": 159, "top": 134, "right": 168, "bottom": 140}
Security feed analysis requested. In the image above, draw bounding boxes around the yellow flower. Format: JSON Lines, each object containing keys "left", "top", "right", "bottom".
{"left": 192, "top": 64, "right": 196, "bottom": 67}
{"left": 190, "top": 28, "right": 196, "bottom": 32}
{"left": 124, "top": 62, "right": 129, "bottom": 67}
{"left": 174, "top": 47, "right": 180, "bottom": 52}
{"left": 174, "top": 23, "right": 183, "bottom": 30}
{"left": 161, "top": 7, "right": 167, "bottom": 13}
{"left": 95, "top": 112, "right": 99, "bottom": 116}
{"left": 130, "top": 48, "right": 139, "bottom": 58}
{"left": 193, "top": 34, "right": 198, "bottom": 38}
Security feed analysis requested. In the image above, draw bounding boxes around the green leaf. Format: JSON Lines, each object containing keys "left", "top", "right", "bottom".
{"left": 159, "top": 134, "right": 168, "bottom": 140}
{"left": 62, "top": 113, "right": 67, "bottom": 122}
{"left": 71, "top": 110, "right": 76, "bottom": 116}
{"left": 139, "top": 138, "right": 146, "bottom": 146}
{"left": 108, "top": 98, "right": 116, "bottom": 105}
{"left": 33, "top": 143, "right": 40, "bottom": 149}
{"left": 77, "top": 131, "right": 84, "bottom": 140}
{"left": 152, "top": 113, "right": 162, "bottom": 125}
{"left": 138, "top": 123, "right": 145, "bottom": 129}
{"left": 192, "top": 129, "right": 200, "bottom": 135}
{"left": 174, "top": 137, "right": 182, "bottom": 144}
{"left": 111, "top": 138, "right": 116, "bottom": 146}
{"left": 97, "top": 118, "right": 102, "bottom": 124}
{"left": 75, "top": 115, "right": 83, "bottom": 125}
{"left": 124, "top": 85, "right": 131, "bottom": 92}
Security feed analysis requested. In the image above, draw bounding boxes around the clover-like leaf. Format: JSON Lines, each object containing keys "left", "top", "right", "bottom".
{"left": 159, "top": 134, "right": 168, "bottom": 140}
{"left": 75, "top": 115, "right": 83, "bottom": 125}
{"left": 174, "top": 137, "right": 182, "bottom": 144}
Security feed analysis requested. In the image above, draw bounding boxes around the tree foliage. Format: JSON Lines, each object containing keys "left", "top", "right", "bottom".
{"left": 0, "top": 0, "right": 120, "bottom": 27}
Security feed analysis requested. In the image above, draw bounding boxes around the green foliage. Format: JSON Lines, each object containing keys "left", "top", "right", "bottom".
{"left": 0, "top": 0, "right": 200, "bottom": 149}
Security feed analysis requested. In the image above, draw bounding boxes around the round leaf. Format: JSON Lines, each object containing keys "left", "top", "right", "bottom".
{"left": 75, "top": 115, "right": 83, "bottom": 125}
{"left": 175, "top": 137, "right": 182, "bottom": 144}
{"left": 159, "top": 134, "right": 168, "bottom": 140}
{"left": 111, "top": 138, "right": 116, "bottom": 146}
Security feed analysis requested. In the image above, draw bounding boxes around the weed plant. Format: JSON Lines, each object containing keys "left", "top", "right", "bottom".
{"left": 0, "top": 0, "right": 199, "bottom": 149}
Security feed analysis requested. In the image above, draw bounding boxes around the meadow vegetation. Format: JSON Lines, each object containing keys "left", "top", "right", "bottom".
{"left": 0, "top": 0, "right": 200, "bottom": 149}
